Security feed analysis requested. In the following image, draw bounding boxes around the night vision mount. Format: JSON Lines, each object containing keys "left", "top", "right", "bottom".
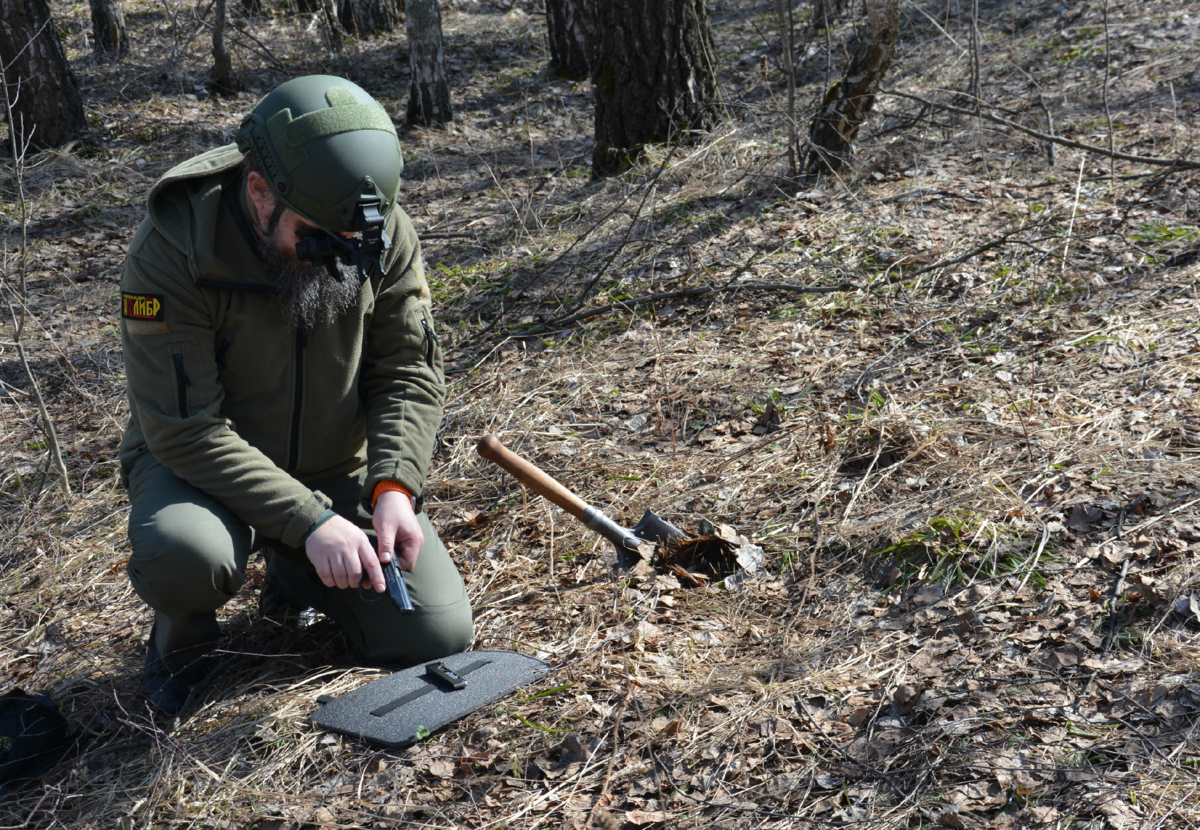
{"left": 295, "top": 200, "right": 390, "bottom": 284}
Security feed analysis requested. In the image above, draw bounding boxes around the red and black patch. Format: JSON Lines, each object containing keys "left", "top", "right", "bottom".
{"left": 122, "top": 293, "right": 164, "bottom": 320}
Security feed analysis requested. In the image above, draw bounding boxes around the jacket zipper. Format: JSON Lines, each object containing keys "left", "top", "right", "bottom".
{"left": 287, "top": 329, "right": 308, "bottom": 472}
{"left": 421, "top": 317, "right": 436, "bottom": 369}
{"left": 172, "top": 353, "right": 191, "bottom": 419}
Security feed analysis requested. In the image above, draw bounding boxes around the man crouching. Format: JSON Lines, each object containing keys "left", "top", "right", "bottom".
{"left": 118, "top": 75, "right": 473, "bottom": 719}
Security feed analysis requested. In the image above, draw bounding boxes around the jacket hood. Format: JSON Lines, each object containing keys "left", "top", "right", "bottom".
{"left": 145, "top": 144, "right": 268, "bottom": 289}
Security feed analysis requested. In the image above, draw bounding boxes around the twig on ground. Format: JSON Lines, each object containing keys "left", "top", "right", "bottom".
{"left": 573, "top": 146, "right": 680, "bottom": 306}
{"left": 510, "top": 281, "right": 853, "bottom": 340}
{"left": 1102, "top": 557, "right": 1132, "bottom": 659}
{"left": 0, "top": 787, "right": 50, "bottom": 830}
{"left": 899, "top": 225, "right": 1032, "bottom": 280}
{"left": 840, "top": 423, "right": 886, "bottom": 526}
{"left": 586, "top": 682, "right": 634, "bottom": 829}
{"left": 885, "top": 91, "right": 1200, "bottom": 170}
{"left": 0, "top": 68, "right": 70, "bottom": 498}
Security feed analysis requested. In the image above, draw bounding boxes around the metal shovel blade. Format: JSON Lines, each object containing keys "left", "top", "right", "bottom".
{"left": 614, "top": 509, "right": 687, "bottom": 570}
{"left": 631, "top": 509, "right": 686, "bottom": 547}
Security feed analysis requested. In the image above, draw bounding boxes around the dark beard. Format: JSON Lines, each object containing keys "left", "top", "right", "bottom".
{"left": 259, "top": 224, "right": 361, "bottom": 330}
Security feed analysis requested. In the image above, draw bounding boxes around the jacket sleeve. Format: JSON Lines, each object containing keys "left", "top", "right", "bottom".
{"left": 359, "top": 211, "right": 447, "bottom": 509}
{"left": 121, "top": 222, "right": 331, "bottom": 547}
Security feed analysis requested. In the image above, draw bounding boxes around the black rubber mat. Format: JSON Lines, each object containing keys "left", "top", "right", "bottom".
{"left": 312, "top": 650, "right": 553, "bottom": 746}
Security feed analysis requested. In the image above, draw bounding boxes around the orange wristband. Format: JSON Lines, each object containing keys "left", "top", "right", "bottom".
{"left": 372, "top": 480, "right": 414, "bottom": 509}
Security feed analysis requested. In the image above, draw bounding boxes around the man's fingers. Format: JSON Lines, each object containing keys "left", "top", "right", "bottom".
{"left": 345, "top": 555, "right": 364, "bottom": 591}
{"left": 330, "top": 557, "right": 351, "bottom": 590}
{"left": 314, "top": 560, "right": 336, "bottom": 589}
{"left": 395, "top": 526, "right": 424, "bottom": 571}
{"left": 359, "top": 542, "right": 386, "bottom": 593}
{"left": 374, "top": 518, "right": 397, "bottom": 565}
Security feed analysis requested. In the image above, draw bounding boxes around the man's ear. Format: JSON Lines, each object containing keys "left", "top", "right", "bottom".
{"left": 244, "top": 171, "right": 275, "bottom": 234}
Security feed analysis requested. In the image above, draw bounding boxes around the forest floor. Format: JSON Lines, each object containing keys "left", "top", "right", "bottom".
{"left": 2, "top": 0, "right": 1200, "bottom": 827}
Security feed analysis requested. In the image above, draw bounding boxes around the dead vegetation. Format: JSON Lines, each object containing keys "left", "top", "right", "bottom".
{"left": 2, "top": 0, "right": 1200, "bottom": 827}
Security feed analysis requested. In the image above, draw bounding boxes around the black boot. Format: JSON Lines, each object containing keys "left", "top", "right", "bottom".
{"left": 259, "top": 545, "right": 320, "bottom": 630}
{"left": 259, "top": 577, "right": 319, "bottom": 631}
{"left": 141, "top": 626, "right": 209, "bottom": 720}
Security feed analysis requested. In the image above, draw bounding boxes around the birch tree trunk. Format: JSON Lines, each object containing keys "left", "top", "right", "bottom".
{"left": 804, "top": 0, "right": 898, "bottom": 176}
{"left": 546, "top": 0, "right": 591, "bottom": 80}
{"left": 591, "top": 0, "right": 719, "bottom": 176}
{"left": 89, "top": 0, "right": 128, "bottom": 60}
{"left": 405, "top": 0, "right": 452, "bottom": 126}
{"left": 321, "top": 0, "right": 344, "bottom": 52}
{"left": 0, "top": 0, "right": 85, "bottom": 149}
{"left": 211, "top": 0, "right": 237, "bottom": 94}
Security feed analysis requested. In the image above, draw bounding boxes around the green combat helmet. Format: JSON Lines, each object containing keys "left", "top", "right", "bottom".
{"left": 236, "top": 75, "right": 404, "bottom": 282}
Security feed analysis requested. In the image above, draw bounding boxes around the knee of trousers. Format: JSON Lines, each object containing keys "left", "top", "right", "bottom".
{"left": 359, "top": 599, "right": 475, "bottom": 665}
{"left": 126, "top": 504, "right": 250, "bottom": 614}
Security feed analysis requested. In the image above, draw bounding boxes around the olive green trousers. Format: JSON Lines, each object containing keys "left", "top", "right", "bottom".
{"left": 125, "top": 454, "right": 473, "bottom": 675}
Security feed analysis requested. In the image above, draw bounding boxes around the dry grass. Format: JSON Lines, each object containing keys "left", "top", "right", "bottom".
{"left": 3, "top": 0, "right": 1200, "bottom": 827}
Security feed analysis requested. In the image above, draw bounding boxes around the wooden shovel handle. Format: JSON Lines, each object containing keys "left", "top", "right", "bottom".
{"left": 476, "top": 435, "right": 588, "bottom": 520}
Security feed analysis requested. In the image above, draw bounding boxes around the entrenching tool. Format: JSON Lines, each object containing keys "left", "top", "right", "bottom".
{"left": 477, "top": 435, "right": 685, "bottom": 568}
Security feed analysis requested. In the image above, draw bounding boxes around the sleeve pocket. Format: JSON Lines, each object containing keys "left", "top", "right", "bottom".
{"left": 168, "top": 344, "right": 193, "bottom": 419}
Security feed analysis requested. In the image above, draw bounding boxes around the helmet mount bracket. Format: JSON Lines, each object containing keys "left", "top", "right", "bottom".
{"left": 294, "top": 198, "right": 390, "bottom": 285}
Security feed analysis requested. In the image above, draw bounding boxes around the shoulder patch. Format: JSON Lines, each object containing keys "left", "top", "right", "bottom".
{"left": 122, "top": 293, "right": 164, "bottom": 320}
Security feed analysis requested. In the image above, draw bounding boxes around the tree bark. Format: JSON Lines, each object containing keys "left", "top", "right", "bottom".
{"left": 546, "top": 0, "right": 591, "bottom": 80}
{"left": 804, "top": 0, "right": 898, "bottom": 176}
{"left": 405, "top": 0, "right": 452, "bottom": 126}
{"left": 0, "top": 0, "right": 85, "bottom": 149}
{"left": 210, "top": 0, "right": 237, "bottom": 94}
{"left": 811, "top": 0, "right": 846, "bottom": 30}
{"left": 322, "top": 0, "right": 344, "bottom": 51}
{"left": 339, "top": 0, "right": 393, "bottom": 35}
{"left": 591, "top": 0, "right": 720, "bottom": 176}
{"left": 89, "top": 0, "right": 128, "bottom": 60}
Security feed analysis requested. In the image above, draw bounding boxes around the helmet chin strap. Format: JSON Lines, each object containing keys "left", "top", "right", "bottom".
{"left": 243, "top": 174, "right": 289, "bottom": 239}
{"left": 268, "top": 199, "right": 288, "bottom": 232}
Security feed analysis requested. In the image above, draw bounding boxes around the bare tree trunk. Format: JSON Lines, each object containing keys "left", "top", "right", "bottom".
{"left": 0, "top": 0, "right": 85, "bottom": 149}
{"left": 324, "top": 0, "right": 344, "bottom": 51}
{"left": 211, "top": 0, "right": 237, "bottom": 94}
{"left": 405, "top": 0, "right": 452, "bottom": 126}
{"left": 804, "top": 0, "right": 898, "bottom": 177}
{"left": 89, "top": 0, "right": 128, "bottom": 60}
{"left": 811, "top": 0, "right": 846, "bottom": 30}
{"left": 340, "top": 0, "right": 393, "bottom": 35}
{"left": 591, "top": 0, "right": 720, "bottom": 176}
{"left": 776, "top": 0, "right": 797, "bottom": 179}
{"left": 546, "top": 0, "right": 591, "bottom": 80}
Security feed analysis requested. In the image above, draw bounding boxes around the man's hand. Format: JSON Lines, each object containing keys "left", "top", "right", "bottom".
{"left": 374, "top": 490, "right": 423, "bottom": 573}
{"left": 306, "top": 516, "right": 385, "bottom": 593}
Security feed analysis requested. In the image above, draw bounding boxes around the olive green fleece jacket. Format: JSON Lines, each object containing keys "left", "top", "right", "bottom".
{"left": 118, "top": 144, "right": 446, "bottom": 549}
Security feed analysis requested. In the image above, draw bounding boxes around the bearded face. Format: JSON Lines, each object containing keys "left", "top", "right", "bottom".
{"left": 259, "top": 216, "right": 361, "bottom": 331}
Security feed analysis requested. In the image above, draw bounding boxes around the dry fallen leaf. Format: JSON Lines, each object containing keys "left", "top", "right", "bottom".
{"left": 624, "top": 810, "right": 671, "bottom": 825}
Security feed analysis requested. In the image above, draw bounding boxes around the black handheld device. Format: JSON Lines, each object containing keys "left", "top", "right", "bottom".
{"left": 381, "top": 557, "right": 414, "bottom": 616}
{"left": 359, "top": 556, "right": 414, "bottom": 616}
{"left": 295, "top": 201, "right": 390, "bottom": 284}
